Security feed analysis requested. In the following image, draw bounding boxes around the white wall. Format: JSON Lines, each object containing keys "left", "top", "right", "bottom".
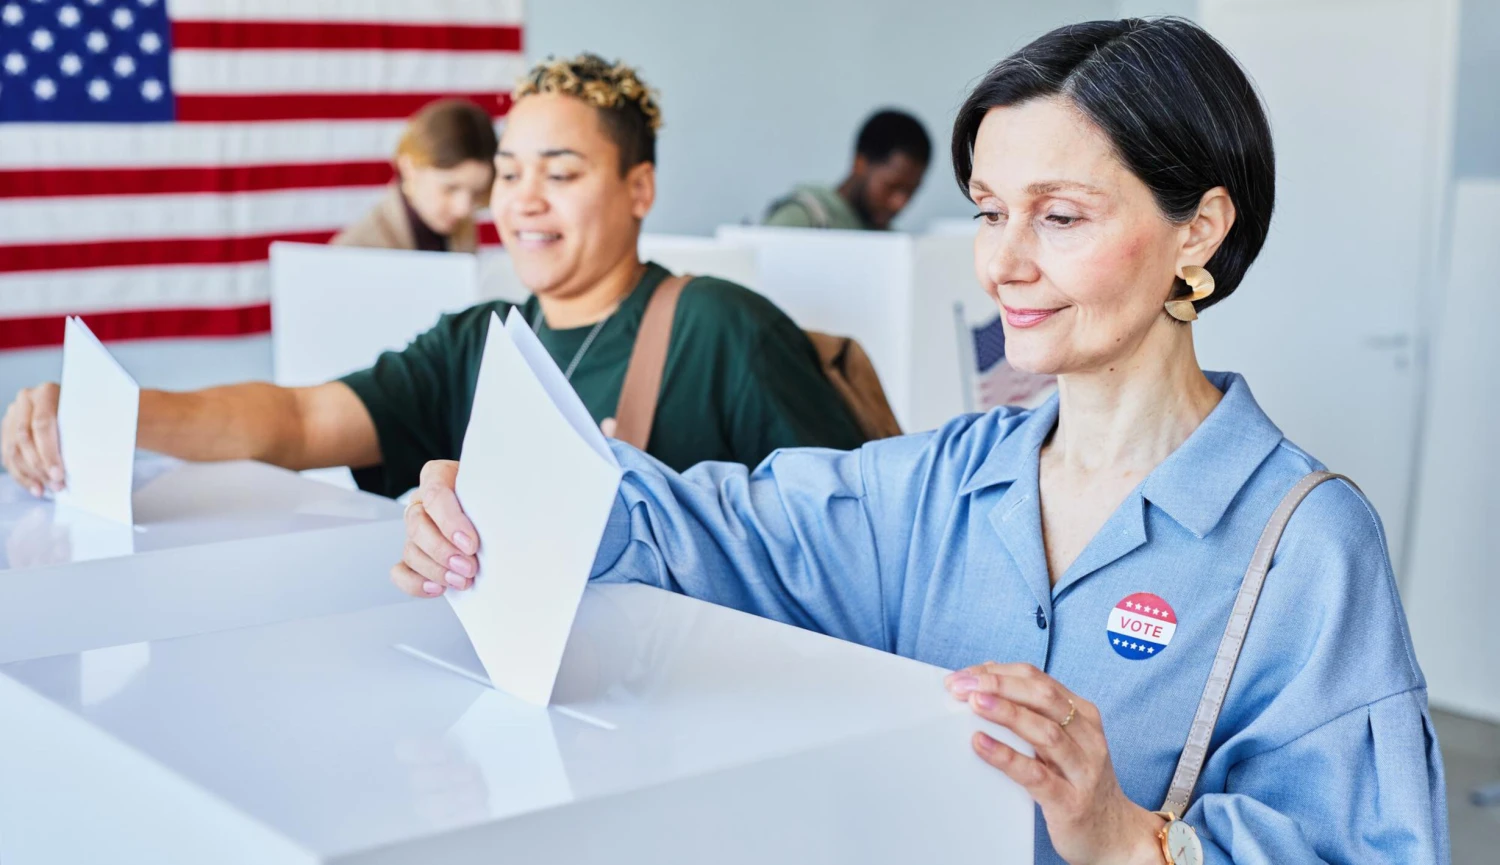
{"left": 525, "top": 0, "right": 1117, "bottom": 235}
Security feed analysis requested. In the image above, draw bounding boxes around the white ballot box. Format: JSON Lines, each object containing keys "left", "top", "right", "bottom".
{"left": 0, "top": 457, "right": 410, "bottom": 664}
{"left": 716, "top": 226, "right": 995, "bottom": 433}
{"left": 0, "top": 583, "right": 1034, "bottom": 865}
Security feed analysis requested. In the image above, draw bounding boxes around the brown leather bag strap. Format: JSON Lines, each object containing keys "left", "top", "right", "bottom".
{"left": 612, "top": 274, "right": 692, "bottom": 451}
{"left": 1159, "top": 470, "right": 1356, "bottom": 818}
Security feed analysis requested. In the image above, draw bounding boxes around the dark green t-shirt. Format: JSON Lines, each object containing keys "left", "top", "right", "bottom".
{"left": 340, "top": 262, "right": 866, "bottom": 498}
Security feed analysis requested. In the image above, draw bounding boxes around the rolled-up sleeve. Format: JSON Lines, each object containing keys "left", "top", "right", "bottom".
{"left": 1192, "top": 688, "right": 1447, "bottom": 864}
{"left": 590, "top": 440, "right": 893, "bottom": 650}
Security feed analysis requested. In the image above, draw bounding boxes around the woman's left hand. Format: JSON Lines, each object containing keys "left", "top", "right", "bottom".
{"left": 946, "top": 662, "right": 1166, "bottom": 865}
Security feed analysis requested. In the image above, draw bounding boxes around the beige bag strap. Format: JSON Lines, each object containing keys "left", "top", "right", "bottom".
{"left": 612, "top": 274, "right": 692, "bottom": 451}
{"left": 1159, "top": 470, "right": 1355, "bottom": 818}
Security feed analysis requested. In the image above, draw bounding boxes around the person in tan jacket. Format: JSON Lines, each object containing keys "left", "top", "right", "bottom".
{"left": 333, "top": 98, "right": 499, "bottom": 253}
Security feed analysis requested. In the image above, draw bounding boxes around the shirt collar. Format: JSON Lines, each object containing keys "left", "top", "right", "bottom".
{"left": 957, "top": 372, "right": 1284, "bottom": 539}
{"left": 958, "top": 395, "right": 1060, "bottom": 495}
{"left": 1141, "top": 372, "right": 1283, "bottom": 538}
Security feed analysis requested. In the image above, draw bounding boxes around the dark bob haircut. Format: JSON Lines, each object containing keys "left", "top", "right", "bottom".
{"left": 952, "top": 17, "right": 1274, "bottom": 313}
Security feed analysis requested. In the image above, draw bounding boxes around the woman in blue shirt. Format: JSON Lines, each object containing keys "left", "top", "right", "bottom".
{"left": 396, "top": 18, "right": 1449, "bottom": 865}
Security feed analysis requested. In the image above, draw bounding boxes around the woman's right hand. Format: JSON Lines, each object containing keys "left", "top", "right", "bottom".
{"left": 392, "top": 459, "right": 481, "bottom": 597}
{"left": 2, "top": 383, "right": 65, "bottom": 497}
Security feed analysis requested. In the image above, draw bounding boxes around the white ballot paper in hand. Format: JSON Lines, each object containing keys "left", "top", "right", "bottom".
{"left": 446, "top": 310, "right": 623, "bottom": 706}
{"left": 55, "top": 317, "right": 140, "bottom": 526}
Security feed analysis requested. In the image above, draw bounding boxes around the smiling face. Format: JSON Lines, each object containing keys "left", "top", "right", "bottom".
{"left": 490, "top": 93, "right": 654, "bottom": 299}
{"left": 968, "top": 97, "right": 1228, "bottom": 376}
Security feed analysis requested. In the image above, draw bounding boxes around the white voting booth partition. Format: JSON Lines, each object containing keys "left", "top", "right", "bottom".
{"left": 0, "top": 584, "right": 1034, "bottom": 865}
{"left": 269, "top": 243, "right": 482, "bottom": 389}
{"left": 0, "top": 458, "right": 409, "bottom": 665}
{"left": 716, "top": 226, "right": 995, "bottom": 434}
{"left": 638, "top": 234, "right": 760, "bottom": 288}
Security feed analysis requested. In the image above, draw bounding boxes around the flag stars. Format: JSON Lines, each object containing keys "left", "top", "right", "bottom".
{"left": 138, "top": 30, "right": 159, "bottom": 53}
{"left": 33, "top": 75, "right": 56, "bottom": 100}
{"left": 112, "top": 53, "right": 134, "bottom": 77}
{"left": 137, "top": 0, "right": 157, "bottom": 6}
{"left": 57, "top": 4, "right": 79, "bottom": 27}
{"left": 110, "top": 6, "right": 132, "bottom": 30}
{"left": 29, "top": 26, "right": 51, "bottom": 50}
{"left": 3, "top": 51, "right": 25, "bottom": 74}
{"left": 86, "top": 29, "right": 106, "bottom": 52}
{"left": 59, "top": 52, "right": 81, "bottom": 75}
{"left": 87, "top": 76, "right": 109, "bottom": 101}
{"left": 139, "top": 77, "right": 161, "bottom": 101}
{"left": 2, "top": 4, "right": 22, "bottom": 26}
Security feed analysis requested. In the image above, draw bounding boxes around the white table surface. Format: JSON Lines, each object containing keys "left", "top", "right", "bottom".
{"left": 0, "top": 457, "right": 410, "bottom": 663}
{"left": 0, "top": 583, "right": 1035, "bottom": 865}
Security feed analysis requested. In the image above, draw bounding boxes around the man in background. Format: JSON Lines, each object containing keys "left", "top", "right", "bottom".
{"left": 763, "top": 109, "right": 931, "bottom": 231}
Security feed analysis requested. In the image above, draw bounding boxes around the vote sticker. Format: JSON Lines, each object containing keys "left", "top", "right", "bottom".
{"left": 1107, "top": 593, "right": 1177, "bottom": 660}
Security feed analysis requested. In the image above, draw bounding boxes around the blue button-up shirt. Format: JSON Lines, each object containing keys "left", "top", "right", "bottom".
{"left": 590, "top": 372, "right": 1450, "bottom": 864}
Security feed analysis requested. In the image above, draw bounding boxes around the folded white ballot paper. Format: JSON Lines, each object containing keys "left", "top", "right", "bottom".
{"left": 446, "top": 310, "right": 623, "bottom": 706}
{"left": 54, "top": 317, "right": 140, "bottom": 526}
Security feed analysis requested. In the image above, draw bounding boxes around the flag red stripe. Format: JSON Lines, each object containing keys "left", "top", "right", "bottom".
{"left": 0, "top": 162, "right": 394, "bottom": 199}
{"left": 1, "top": 222, "right": 498, "bottom": 273}
{"left": 0, "top": 304, "right": 272, "bottom": 350}
{"left": 175, "top": 92, "right": 512, "bottom": 123}
{"left": 171, "top": 20, "right": 524, "bottom": 52}
{"left": 0, "top": 231, "right": 337, "bottom": 273}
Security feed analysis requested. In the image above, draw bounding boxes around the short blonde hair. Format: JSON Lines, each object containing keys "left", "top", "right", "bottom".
{"left": 515, "top": 53, "right": 662, "bottom": 171}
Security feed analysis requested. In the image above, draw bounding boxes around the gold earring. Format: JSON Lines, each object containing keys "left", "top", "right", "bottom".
{"left": 1165, "top": 265, "right": 1215, "bottom": 322}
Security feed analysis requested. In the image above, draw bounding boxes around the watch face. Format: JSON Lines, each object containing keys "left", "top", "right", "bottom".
{"left": 1166, "top": 820, "right": 1204, "bottom": 865}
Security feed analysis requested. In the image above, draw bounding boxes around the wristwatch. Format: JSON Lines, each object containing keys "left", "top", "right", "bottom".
{"left": 1154, "top": 811, "right": 1203, "bottom": 865}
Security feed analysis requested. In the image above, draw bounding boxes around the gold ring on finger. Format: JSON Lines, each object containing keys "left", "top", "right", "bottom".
{"left": 403, "top": 497, "right": 424, "bottom": 521}
{"left": 1060, "top": 699, "right": 1077, "bottom": 729}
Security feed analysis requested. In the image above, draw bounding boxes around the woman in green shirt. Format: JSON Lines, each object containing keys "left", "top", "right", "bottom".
{"left": 0, "top": 55, "right": 865, "bottom": 505}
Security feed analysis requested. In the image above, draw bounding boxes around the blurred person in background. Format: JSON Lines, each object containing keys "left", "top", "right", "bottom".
{"left": 332, "top": 97, "right": 498, "bottom": 253}
{"left": 763, "top": 108, "right": 931, "bottom": 231}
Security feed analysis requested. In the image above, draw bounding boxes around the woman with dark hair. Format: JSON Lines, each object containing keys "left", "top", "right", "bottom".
{"left": 398, "top": 19, "right": 1448, "bottom": 864}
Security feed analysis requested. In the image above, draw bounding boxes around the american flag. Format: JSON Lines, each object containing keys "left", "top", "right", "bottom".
{"left": 970, "top": 314, "right": 1057, "bottom": 411}
{"left": 0, "top": 0, "right": 520, "bottom": 350}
